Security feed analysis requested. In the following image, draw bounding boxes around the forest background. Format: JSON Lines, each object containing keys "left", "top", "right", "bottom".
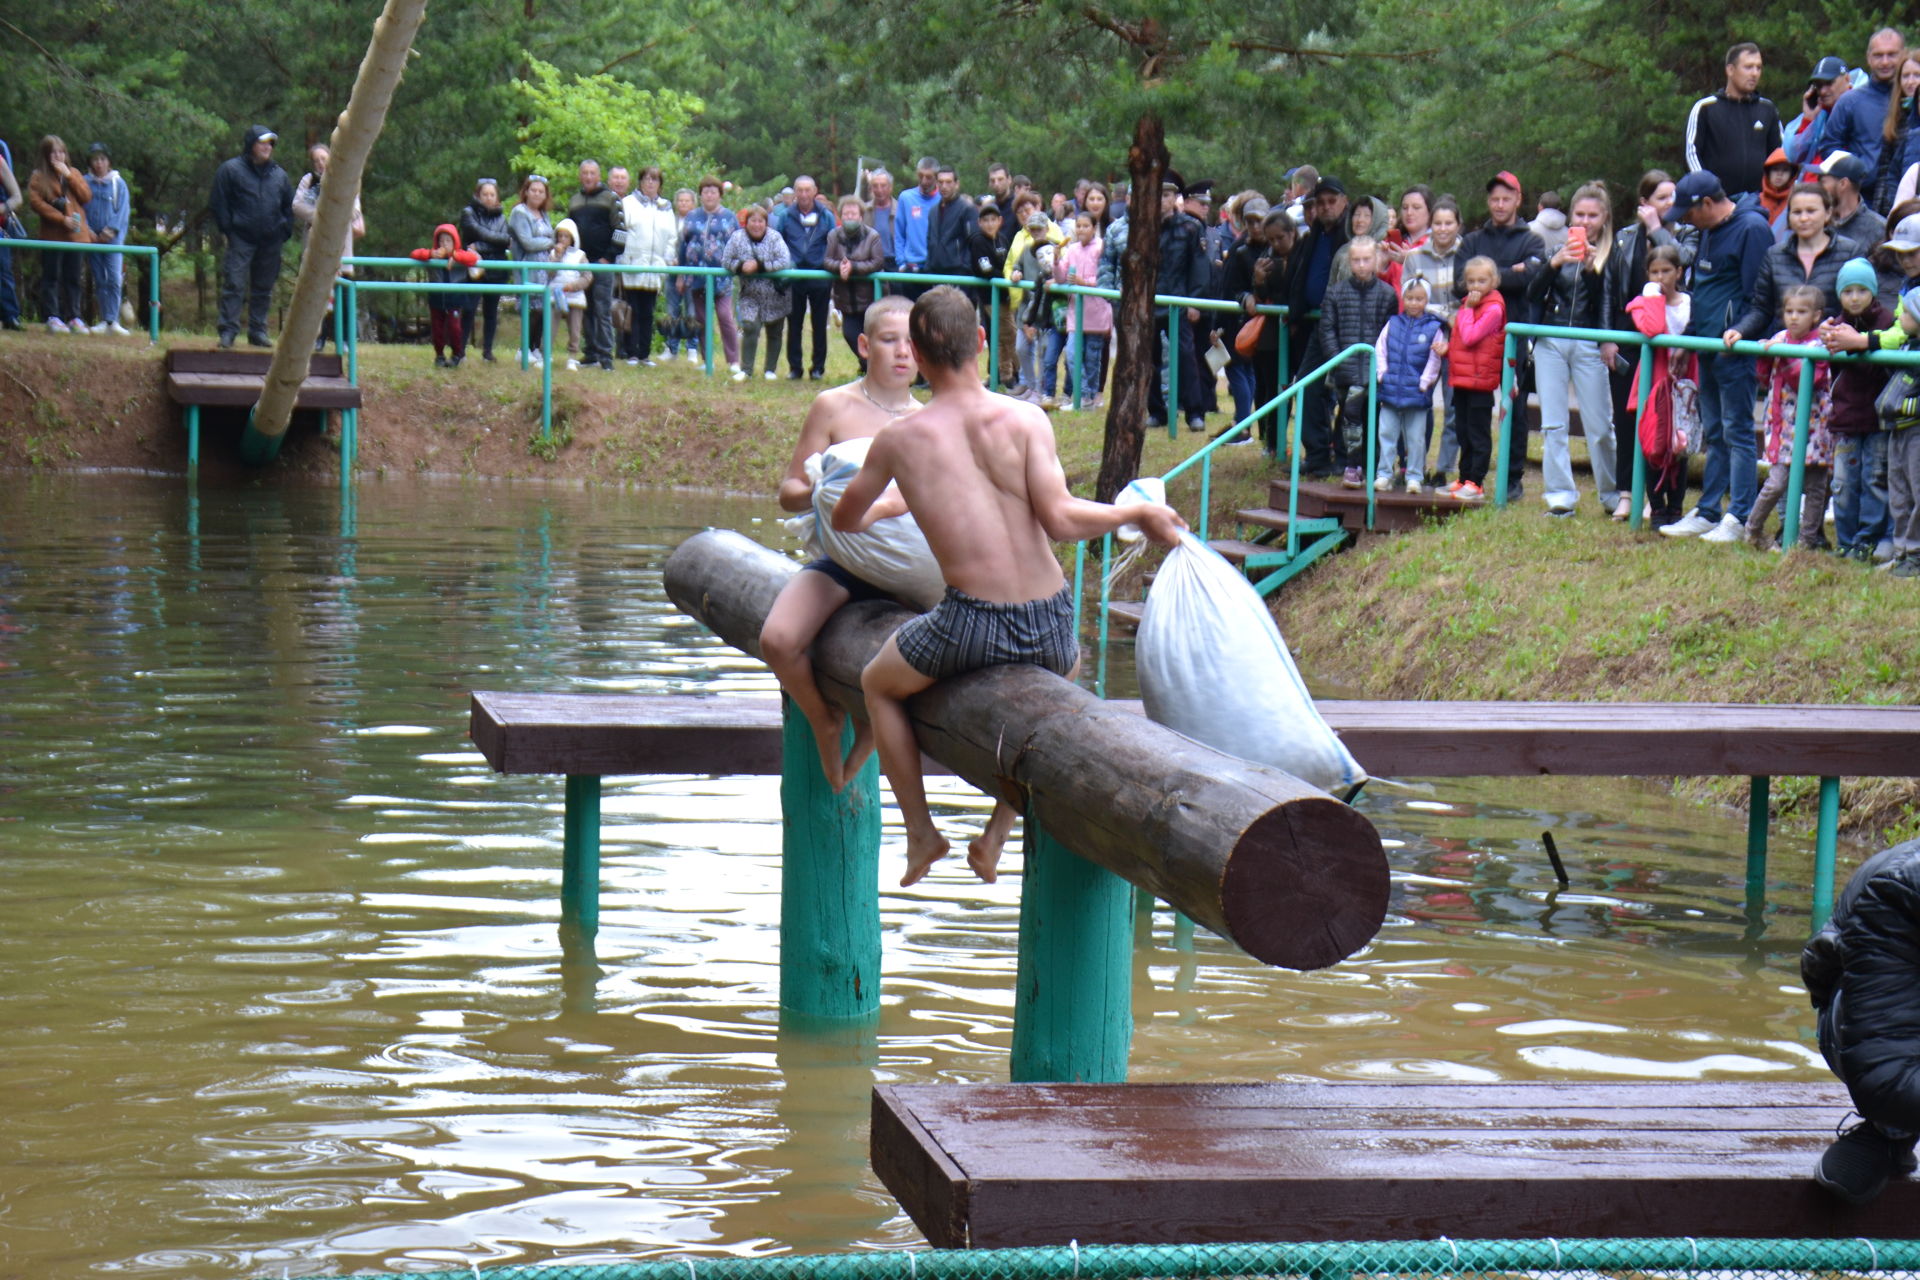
{"left": 3, "top": 0, "right": 1901, "bottom": 258}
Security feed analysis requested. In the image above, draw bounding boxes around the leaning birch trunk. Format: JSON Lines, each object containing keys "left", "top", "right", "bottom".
{"left": 242, "top": 0, "right": 430, "bottom": 463}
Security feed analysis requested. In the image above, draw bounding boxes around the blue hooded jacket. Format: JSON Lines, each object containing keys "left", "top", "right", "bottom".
{"left": 1683, "top": 192, "right": 1773, "bottom": 339}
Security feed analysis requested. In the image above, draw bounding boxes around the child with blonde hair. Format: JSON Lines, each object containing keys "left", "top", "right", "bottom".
{"left": 1445, "top": 256, "right": 1508, "bottom": 500}
{"left": 1746, "top": 284, "right": 1835, "bottom": 549}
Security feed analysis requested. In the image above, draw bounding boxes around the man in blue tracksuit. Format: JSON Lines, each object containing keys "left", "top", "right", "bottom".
{"left": 779, "top": 175, "right": 837, "bottom": 379}
{"left": 1660, "top": 170, "right": 1774, "bottom": 543}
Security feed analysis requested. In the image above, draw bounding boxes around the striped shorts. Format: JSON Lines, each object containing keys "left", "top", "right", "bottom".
{"left": 894, "top": 582, "right": 1079, "bottom": 680}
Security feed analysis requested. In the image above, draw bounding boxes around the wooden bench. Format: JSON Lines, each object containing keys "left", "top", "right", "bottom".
{"left": 871, "top": 1081, "right": 1920, "bottom": 1246}
{"left": 165, "top": 348, "right": 362, "bottom": 464}
{"left": 470, "top": 691, "right": 1920, "bottom": 933}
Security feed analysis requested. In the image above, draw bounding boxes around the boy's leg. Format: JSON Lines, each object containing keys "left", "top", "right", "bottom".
{"left": 967, "top": 801, "right": 1020, "bottom": 883}
{"left": 860, "top": 637, "right": 946, "bottom": 886}
{"left": 759, "top": 569, "right": 856, "bottom": 790}
{"left": 1798, "top": 465, "right": 1832, "bottom": 549}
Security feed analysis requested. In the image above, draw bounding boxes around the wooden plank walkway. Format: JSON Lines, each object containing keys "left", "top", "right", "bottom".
{"left": 871, "top": 1082, "right": 1920, "bottom": 1247}
{"left": 471, "top": 692, "right": 1920, "bottom": 780}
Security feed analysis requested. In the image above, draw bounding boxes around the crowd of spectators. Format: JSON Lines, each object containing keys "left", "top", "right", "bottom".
{"left": 5, "top": 28, "right": 1920, "bottom": 573}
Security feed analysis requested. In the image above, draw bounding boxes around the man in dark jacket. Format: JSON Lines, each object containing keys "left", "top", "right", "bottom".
{"left": 926, "top": 167, "right": 978, "bottom": 280}
{"left": 1822, "top": 28, "right": 1907, "bottom": 197}
{"left": 209, "top": 124, "right": 294, "bottom": 348}
{"left": 1462, "top": 171, "right": 1546, "bottom": 496}
{"left": 1684, "top": 43, "right": 1785, "bottom": 198}
{"left": 1660, "top": 171, "right": 1774, "bottom": 543}
{"left": 1801, "top": 837, "right": 1920, "bottom": 1204}
{"left": 568, "top": 159, "right": 623, "bottom": 371}
{"left": 1151, "top": 178, "right": 1213, "bottom": 431}
{"left": 781, "top": 175, "right": 837, "bottom": 379}
{"left": 1287, "top": 175, "right": 1352, "bottom": 475}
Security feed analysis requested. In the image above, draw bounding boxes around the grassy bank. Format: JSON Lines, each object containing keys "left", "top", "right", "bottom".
{"left": 1275, "top": 502, "right": 1920, "bottom": 846}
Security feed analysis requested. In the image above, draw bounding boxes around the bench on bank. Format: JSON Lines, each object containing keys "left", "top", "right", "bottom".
{"left": 165, "top": 348, "right": 361, "bottom": 464}
{"left": 869, "top": 1081, "right": 1920, "bottom": 1247}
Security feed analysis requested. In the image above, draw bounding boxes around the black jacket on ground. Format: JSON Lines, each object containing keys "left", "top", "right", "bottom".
{"left": 209, "top": 124, "right": 294, "bottom": 245}
{"left": 1803, "top": 838, "right": 1920, "bottom": 1132}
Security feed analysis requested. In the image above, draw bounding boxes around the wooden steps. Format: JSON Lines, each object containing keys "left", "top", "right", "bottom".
{"left": 1271, "top": 477, "right": 1479, "bottom": 533}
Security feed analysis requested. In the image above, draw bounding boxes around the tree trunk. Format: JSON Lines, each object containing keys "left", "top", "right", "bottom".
{"left": 1094, "top": 111, "right": 1168, "bottom": 504}
{"left": 243, "top": 0, "right": 430, "bottom": 463}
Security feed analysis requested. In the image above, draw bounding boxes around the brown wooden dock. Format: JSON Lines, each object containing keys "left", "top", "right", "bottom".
{"left": 871, "top": 1082, "right": 1920, "bottom": 1247}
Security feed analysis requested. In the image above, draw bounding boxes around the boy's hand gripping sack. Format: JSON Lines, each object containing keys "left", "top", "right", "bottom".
{"left": 1135, "top": 531, "right": 1366, "bottom": 797}
{"left": 784, "top": 436, "right": 946, "bottom": 610}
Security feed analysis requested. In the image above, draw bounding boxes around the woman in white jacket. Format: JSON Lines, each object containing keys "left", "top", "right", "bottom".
{"left": 616, "top": 165, "right": 679, "bottom": 366}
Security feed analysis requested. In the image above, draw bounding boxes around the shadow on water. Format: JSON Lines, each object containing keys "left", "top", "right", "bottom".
{"left": 0, "top": 473, "right": 1850, "bottom": 1278}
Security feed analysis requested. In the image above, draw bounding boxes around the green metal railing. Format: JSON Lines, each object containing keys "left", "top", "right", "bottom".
{"left": 266, "top": 1235, "right": 1920, "bottom": 1280}
{"left": 1500, "top": 321, "right": 1920, "bottom": 546}
{"left": 6, "top": 235, "right": 162, "bottom": 343}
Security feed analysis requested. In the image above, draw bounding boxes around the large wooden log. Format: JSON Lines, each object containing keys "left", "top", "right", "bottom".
{"left": 663, "top": 529, "right": 1388, "bottom": 971}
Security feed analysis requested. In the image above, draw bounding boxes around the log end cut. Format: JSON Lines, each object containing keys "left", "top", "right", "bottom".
{"left": 1221, "top": 797, "right": 1389, "bottom": 970}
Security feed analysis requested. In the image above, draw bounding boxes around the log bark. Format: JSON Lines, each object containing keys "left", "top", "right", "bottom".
{"left": 244, "top": 0, "right": 429, "bottom": 461}
{"left": 1095, "top": 110, "right": 1168, "bottom": 504}
{"left": 664, "top": 530, "right": 1388, "bottom": 971}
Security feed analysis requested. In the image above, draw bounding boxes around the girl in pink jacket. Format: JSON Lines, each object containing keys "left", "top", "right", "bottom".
{"left": 1055, "top": 212, "right": 1111, "bottom": 407}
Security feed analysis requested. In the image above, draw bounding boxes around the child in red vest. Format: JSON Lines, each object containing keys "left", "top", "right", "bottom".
{"left": 410, "top": 223, "right": 480, "bottom": 368}
{"left": 1445, "top": 256, "right": 1507, "bottom": 500}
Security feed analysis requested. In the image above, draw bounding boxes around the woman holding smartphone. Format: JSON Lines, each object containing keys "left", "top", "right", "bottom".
{"left": 1526, "top": 181, "right": 1628, "bottom": 517}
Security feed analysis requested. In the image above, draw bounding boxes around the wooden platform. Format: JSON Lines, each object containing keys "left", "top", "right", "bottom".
{"left": 470, "top": 692, "right": 1920, "bottom": 781}
{"left": 165, "top": 348, "right": 361, "bottom": 410}
{"left": 871, "top": 1082, "right": 1920, "bottom": 1247}
{"left": 1268, "top": 477, "right": 1478, "bottom": 533}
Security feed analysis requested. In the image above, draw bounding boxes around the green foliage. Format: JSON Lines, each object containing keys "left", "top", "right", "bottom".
{"left": 509, "top": 59, "right": 718, "bottom": 198}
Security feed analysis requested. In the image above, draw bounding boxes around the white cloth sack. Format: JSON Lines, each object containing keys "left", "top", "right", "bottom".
{"left": 1136, "top": 531, "right": 1366, "bottom": 796}
{"left": 783, "top": 436, "right": 946, "bottom": 610}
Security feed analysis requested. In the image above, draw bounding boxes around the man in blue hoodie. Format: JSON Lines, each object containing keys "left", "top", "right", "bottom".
{"left": 1823, "top": 29, "right": 1906, "bottom": 196}
{"left": 1660, "top": 170, "right": 1774, "bottom": 544}
{"left": 209, "top": 124, "right": 294, "bottom": 348}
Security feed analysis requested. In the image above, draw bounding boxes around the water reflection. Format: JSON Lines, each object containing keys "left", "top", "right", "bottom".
{"left": 0, "top": 475, "right": 1845, "bottom": 1279}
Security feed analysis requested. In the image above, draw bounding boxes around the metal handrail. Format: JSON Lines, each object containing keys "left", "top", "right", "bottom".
{"left": 6, "top": 235, "right": 162, "bottom": 343}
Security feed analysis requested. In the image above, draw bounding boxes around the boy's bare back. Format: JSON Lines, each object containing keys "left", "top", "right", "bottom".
{"left": 861, "top": 381, "right": 1068, "bottom": 604}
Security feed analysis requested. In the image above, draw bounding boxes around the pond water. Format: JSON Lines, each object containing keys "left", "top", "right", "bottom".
{"left": 0, "top": 475, "right": 1840, "bottom": 1279}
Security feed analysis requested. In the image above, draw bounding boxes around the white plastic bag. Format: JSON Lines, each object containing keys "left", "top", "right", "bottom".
{"left": 783, "top": 436, "right": 946, "bottom": 610}
{"left": 1136, "top": 531, "right": 1366, "bottom": 796}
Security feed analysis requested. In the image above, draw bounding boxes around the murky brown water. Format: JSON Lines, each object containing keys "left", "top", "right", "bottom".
{"left": 0, "top": 475, "right": 1840, "bottom": 1279}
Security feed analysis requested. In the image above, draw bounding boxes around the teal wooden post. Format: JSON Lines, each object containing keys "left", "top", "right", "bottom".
{"left": 1172, "top": 912, "right": 1196, "bottom": 953}
{"left": 704, "top": 275, "right": 717, "bottom": 378}
{"left": 1746, "top": 775, "right": 1770, "bottom": 896}
{"left": 561, "top": 774, "right": 601, "bottom": 937}
{"left": 1364, "top": 351, "right": 1379, "bottom": 530}
{"left": 147, "top": 247, "right": 162, "bottom": 344}
{"left": 1812, "top": 776, "right": 1841, "bottom": 929}
{"left": 1630, "top": 344, "right": 1652, "bottom": 531}
{"left": 1071, "top": 294, "right": 1085, "bottom": 411}
{"left": 778, "top": 698, "right": 881, "bottom": 1019}
{"left": 185, "top": 404, "right": 200, "bottom": 470}
{"left": 1010, "top": 814, "right": 1133, "bottom": 1083}
{"left": 1494, "top": 333, "right": 1517, "bottom": 506}
{"left": 542, "top": 290, "right": 554, "bottom": 438}
{"left": 988, "top": 281, "right": 1001, "bottom": 392}
{"left": 1780, "top": 356, "right": 1816, "bottom": 548}
{"left": 1166, "top": 307, "right": 1181, "bottom": 439}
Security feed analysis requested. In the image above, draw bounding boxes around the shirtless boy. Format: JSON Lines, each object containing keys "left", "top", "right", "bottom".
{"left": 759, "top": 295, "right": 919, "bottom": 790}
{"left": 832, "top": 285, "right": 1186, "bottom": 887}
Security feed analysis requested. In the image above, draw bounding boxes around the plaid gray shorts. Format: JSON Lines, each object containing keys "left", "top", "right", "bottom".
{"left": 894, "top": 581, "right": 1078, "bottom": 680}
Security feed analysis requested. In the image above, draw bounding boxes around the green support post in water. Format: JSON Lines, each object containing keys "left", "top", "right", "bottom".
{"left": 1780, "top": 356, "right": 1816, "bottom": 548}
{"left": 1630, "top": 345, "right": 1652, "bottom": 531}
{"left": 777, "top": 697, "right": 882, "bottom": 1019}
{"left": 185, "top": 404, "right": 200, "bottom": 470}
{"left": 1010, "top": 813, "right": 1133, "bottom": 1083}
{"left": 1746, "top": 775, "right": 1770, "bottom": 896}
{"left": 1812, "top": 776, "right": 1841, "bottom": 929}
{"left": 561, "top": 773, "right": 601, "bottom": 938}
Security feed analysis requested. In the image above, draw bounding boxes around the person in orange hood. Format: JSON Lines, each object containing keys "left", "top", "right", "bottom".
{"left": 410, "top": 222, "right": 479, "bottom": 367}
{"left": 1759, "top": 147, "right": 1800, "bottom": 225}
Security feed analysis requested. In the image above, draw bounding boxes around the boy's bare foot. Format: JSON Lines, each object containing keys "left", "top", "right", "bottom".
{"left": 805, "top": 707, "right": 847, "bottom": 791}
{"left": 838, "top": 718, "right": 875, "bottom": 788}
{"left": 965, "top": 801, "right": 1019, "bottom": 883}
{"left": 899, "top": 830, "right": 951, "bottom": 887}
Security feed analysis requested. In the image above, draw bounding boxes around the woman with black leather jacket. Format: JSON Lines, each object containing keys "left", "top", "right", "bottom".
{"left": 1526, "top": 181, "right": 1629, "bottom": 517}
{"left": 458, "top": 179, "right": 514, "bottom": 362}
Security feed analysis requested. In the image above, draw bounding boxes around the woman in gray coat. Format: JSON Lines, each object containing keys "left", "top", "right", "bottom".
{"left": 722, "top": 204, "right": 793, "bottom": 381}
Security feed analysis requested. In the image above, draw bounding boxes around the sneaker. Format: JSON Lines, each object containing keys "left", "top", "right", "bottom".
{"left": 1341, "top": 467, "right": 1365, "bottom": 489}
{"left": 451, "top": 356, "right": 464, "bottom": 369}
{"left": 1893, "top": 554, "right": 1920, "bottom": 579}
{"left": 1443, "top": 479, "right": 1467, "bottom": 496}
{"left": 217, "top": 332, "right": 235, "bottom": 349}
{"left": 1814, "top": 1117, "right": 1918, "bottom": 1205}
{"left": 1186, "top": 416, "right": 1207, "bottom": 432}
{"left": 247, "top": 333, "right": 272, "bottom": 348}
{"left": 1544, "top": 506, "right": 1575, "bottom": 518}
{"left": 1874, "top": 539, "right": 1897, "bottom": 563}
{"left": 565, "top": 358, "right": 580, "bottom": 371}
{"left": 1699, "top": 513, "right": 1745, "bottom": 544}
{"left": 1040, "top": 396, "right": 1059, "bottom": 411}
{"left": 529, "top": 351, "right": 544, "bottom": 367}
{"left": 626, "top": 357, "right": 641, "bottom": 367}
{"left": 434, "top": 355, "right": 450, "bottom": 368}
{"left": 1456, "top": 481, "right": 1485, "bottom": 500}
{"left": 729, "top": 367, "right": 747, "bottom": 382}
{"left": 1846, "top": 543, "right": 1873, "bottom": 563}
{"left": 1372, "top": 475, "right": 1392, "bottom": 491}
{"left": 1659, "top": 509, "right": 1716, "bottom": 538}
{"left": 642, "top": 358, "right": 657, "bottom": 368}
{"left": 90, "top": 321, "right": 111, "bottom": 334}
{"left": 47, "top": 318, "right": 68, "bottom": 334}
{"left": 686, "top": 349, "right": 702, "bottom": 365}
{"left": 106, "top": 321, "right": 131, "bottom": 335}
{"left": 1405, "top": 476, "right": 1423, "bottom": 495}
{"left": 70, "top": 318, "right": 89, "bottom": 333}
{"left": 765, "top": 370, "right": 779, "bottom": 381}
{"left": 787, "top": 370, "right": 804, "bottom": 380}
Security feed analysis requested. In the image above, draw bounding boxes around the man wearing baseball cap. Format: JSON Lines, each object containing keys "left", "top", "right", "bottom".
{"left": 1658, "top": 170, "right": 1774, "bottom": 543}
{"left": 208, "top": 124, "right": 294, "bottom": 348}
{"left": 1462, "top": 170, "right": 1546, "bottom": 496}
{"left": 1785, "top": 56, "right": 1854, "bottom": 174}
{"left": 1821, "top": 152, "right": 1886, "bottom": 247}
